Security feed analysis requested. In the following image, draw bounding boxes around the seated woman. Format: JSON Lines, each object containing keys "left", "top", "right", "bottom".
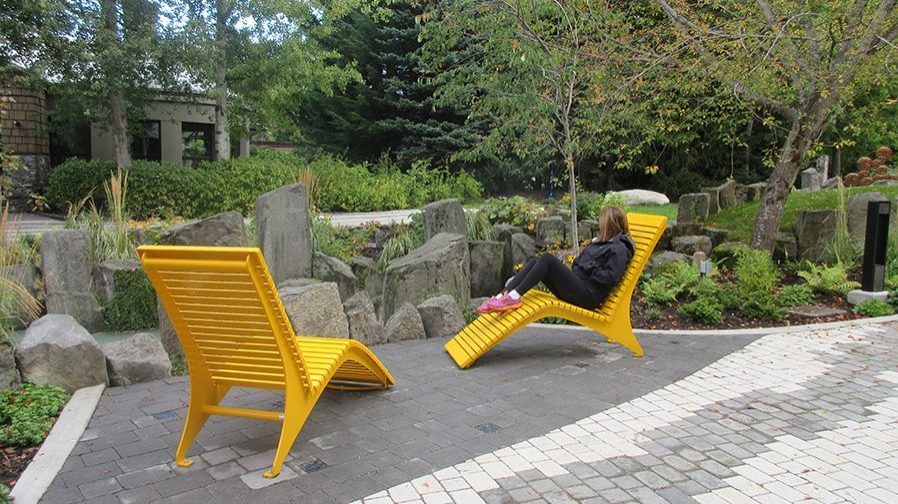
{"left": 478, "top": 206, "right": 634, "bottom": 313}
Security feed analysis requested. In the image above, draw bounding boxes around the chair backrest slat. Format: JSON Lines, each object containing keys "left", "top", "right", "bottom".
{"left": 139, "top": 246, "right": 312, "bottom": 392}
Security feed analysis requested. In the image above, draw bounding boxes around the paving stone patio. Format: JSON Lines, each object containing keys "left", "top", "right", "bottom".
{"left": 38, "top": 321, "right": 898, "bottom": 503}
{"left": 40, "top": 326, "right": 755, "bottom": 503}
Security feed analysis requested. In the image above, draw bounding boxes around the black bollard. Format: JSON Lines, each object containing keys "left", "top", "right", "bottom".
{"left": 861, "top": 200, "right": 890, "bottom": 292}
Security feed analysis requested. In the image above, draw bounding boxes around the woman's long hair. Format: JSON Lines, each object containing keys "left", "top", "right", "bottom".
{"left": 598, "top": 206, "right": 629, "bottom": 241}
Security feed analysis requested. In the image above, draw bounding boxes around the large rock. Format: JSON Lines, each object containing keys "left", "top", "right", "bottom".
{"left": 510, "top": 233, "right": 537, "bottom": 269}
{"left": 0, "top": 263, "right": 39, "bottom": 330}
{"left": 647, "top": 251, "right": 688, "bottom": 273}
{"left": 847, "top": 192, "right": 888, "bottom": 252}
{"left": 493, "top": 224, "right": 523, "bottom": 278}
{"left": 703, "top": 186, "right": 721, "bottom": 215}
{"left": 384, "top": 302, "right": 426, "bottom": 342}
{"left": 41, "top": 230, "right": 103, "bottom": 331}
{"left": 157, "top": 300, "right": 181, "bottom": 363}
{"left": 715, "top": 181, "right": 738, "bottom": 210}
{"left": 381, "top": 233, "right": 470, "bottom": 320}
{"left": 416, "top": 295, "right": 465, "bottom": 339}
{"left": 701, "top": 227, "right": 730, "bottom": 248}
{"left": 161, "top": 211, "right": 248, "bottom": 247}
{"left": 423, "top": 199, "right": 465, "bottom": 240}
{"left": 671, "top": 223, "right": 702, "bottom": 238}
{"left": 773, "top": 232, "right": 798, "bottom": 262}
{"left": 536, "top": 216, "right": 565, "bottom": 245}
{"left": 343, "top": 292, "right": 384, "bottom": 345}
{"left": 15, "top": 314, "right": 107, "bottom": 392}
{"left": 469, "top": 241, "right": 505, "bottom": 297}
{"left": 657, "top": 223, "right": 672, "bottom": 251}
{"left": 279, "top": 282, "right": 349, "bottom": 338}
{"left": 313, "top": 252, "right": 358, "bottom": 302}
{"left": 677, "top": 193, "right": 710, "bottom": 224}
{"left": 795, "top": 210, "right": 838, "bottom": 262}
{"left": 578, "top": 220, "right": 599, "bottom": 241}
{"left": 801, "top": 168, "right": 822, "bottom": 191}
{"left": 103, "top": 333, "right": 171, "bottom": 386}
{"left": 0, "top": 345, "right": 19, "bottom": 390}
{"left": 255, "top": 183, "right": 313, "bottom": 285}
{"left": 745, "top": 183, "right": 766, "bottom": 202}
{"left": 350, "top": 256, "right": 376, "bottom": 283}
{"left": 93, "top": 259, "right": 141, "bottom": 304}
{"left": 617, "top": 189, "right": 670, "bottom": 206}
{"left": 711, "top": 242, "right": 747, "bottom": 268}
{"left": 671, "top": 235, "right": 713, "bottom": 256}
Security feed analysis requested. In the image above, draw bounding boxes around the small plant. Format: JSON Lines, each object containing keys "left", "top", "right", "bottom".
{"left": 778, "top": 284, "right": 815, "bottom": 307}
{"left": 678, "top": 296, "right": 724, "bottom": 324}
{"left": 465, "top": 210, "right": 495, "bottom": 241}
{"left": 0, "top": 204, "right": 41, "bottom": 341}
{"left": 853, "top": 299, "right": 894, "bottom": 317}
{"left": 296, "top": 168, "right": 319, "bottom": 210}
{"left": 0, "top": 383, "right": 69, "bottom": 447}
{"left": 797, "top": 261, "right": 860, "bottom": 295}
{"left": 377, "top": 224, "right": 424, "bottom": 271}
{"left": 734, "top": 248, "right": 783, "bottom": 320}
{"left": 826, "top": 180, "right": 859, "bottom": 268}
{"left": 103, "top": 270, "right": 158, "bottom": 331}
{"left": 642, "top": 305, "right": 662, "bottom": 322}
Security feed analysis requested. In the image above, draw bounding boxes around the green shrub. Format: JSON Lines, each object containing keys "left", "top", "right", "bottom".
{"left": 678, "top": 296, "right": 724, "bottom": 324}
{"left": 0, "top": 383, "right": 69, "bottom": 447}
{"left": 797, "top": 261, "right": 860, "bottom": 295}
{"left": 778, "top": 284, "right": 815, "bottom": 307}
{"left": 640, "top": 261, "right": 700, "bottom": 306}
{"left": 741, "top": 291, "right": 783, "bottom": 320}
{"left": 732, "top": 248, "right": 783, "bottom": 320}
{"left": 854, "top": 299, "right": 894, "bottom": 317}
{"left": 103, "top": 269, "right": 158, "bottom": 331}
{"left": 481, "top": 196, "right": 547, "bottom": 232}
{"left": 45, "top": 153, "right": 484, "bottom": 219}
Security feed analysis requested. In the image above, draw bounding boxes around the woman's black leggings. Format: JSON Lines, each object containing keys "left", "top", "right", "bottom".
{"left": 505, "top": 253, "right": 597, "bottom": 308}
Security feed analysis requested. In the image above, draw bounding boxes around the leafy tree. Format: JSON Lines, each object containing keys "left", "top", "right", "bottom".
{"left": 654, "top": 0, "right": 898, "bottom": 249}
{"left": 421, "top": 0, "right": 628, "bottom": 248}
{"left": 2, "top": 0, "right": 184, "bottom": 169}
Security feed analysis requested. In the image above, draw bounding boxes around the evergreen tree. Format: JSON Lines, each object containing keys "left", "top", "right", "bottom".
{"left": 297, "top": 0, "right": 476, "bottom": 167}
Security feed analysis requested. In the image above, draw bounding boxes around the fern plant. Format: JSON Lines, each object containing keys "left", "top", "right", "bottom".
{"left": 797, "top": 262, "right": 860, "bottom": 295}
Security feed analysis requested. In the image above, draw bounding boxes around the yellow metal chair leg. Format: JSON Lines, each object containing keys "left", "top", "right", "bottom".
{"left": 265, "top": 389, "right": 315, "bottom": 478}
{"left": 592, "top": 309, "right": 643, "bottom": 358}
{"left": 175, "top": 382, "right": 218, "bottom": 468}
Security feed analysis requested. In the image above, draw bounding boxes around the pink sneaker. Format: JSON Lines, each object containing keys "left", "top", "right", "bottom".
{"left": 486, "top": 294, "right": 522, "bottom": 313}
{"left": 475, "top": 298, "right": 493, "bottom": 314}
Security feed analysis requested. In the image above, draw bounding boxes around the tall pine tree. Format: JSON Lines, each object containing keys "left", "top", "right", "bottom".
{"left": 297, "top": 0, "right": 475, "bottom": 167}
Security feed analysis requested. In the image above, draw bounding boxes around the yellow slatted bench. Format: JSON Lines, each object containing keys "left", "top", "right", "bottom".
{"left": 139, "top": 245, "right": 395, "bottom": 478}
{"left": 445, "top": 213, "right": 668, "bottom": 369}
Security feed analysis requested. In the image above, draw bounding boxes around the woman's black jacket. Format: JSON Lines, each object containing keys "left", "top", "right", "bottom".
{"left": 571, "top": 232, "right": 635, "bottom": 306}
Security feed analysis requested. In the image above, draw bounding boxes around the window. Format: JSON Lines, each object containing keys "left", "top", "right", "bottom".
{"left": 131, "top": 121, "right": 161, "bottom": 161}
{"left": 182, "top": 122, "right": 214, "bottom": 164}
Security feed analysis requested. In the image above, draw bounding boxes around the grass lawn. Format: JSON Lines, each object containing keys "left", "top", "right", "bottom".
{"left": 710, "top": 185, "right": 898, "bottom": 242}
{"left": 629, "top": 203, "right": 679, "bottom": 222}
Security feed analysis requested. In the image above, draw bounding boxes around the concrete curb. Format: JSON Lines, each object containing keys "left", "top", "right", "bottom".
{"left": 532, "top": 314, "right": 898, "bottom": 337}
{"left": 10, "top": 384, "right": 105, "bottom": 504}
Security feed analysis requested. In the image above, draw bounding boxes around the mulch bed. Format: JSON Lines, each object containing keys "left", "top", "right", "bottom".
{"left": 0, "top": 445, "right": 39, "bottom": 490}
{"left": 630, "top": 293, "right": 862, "bottom": 331}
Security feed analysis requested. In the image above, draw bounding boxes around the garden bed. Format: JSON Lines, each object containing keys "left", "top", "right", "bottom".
{"left": 1, "top": 444, "right": 40, "bottom": 490}
{"left": 630, "top": 293, "right": 860, "bottom": 331}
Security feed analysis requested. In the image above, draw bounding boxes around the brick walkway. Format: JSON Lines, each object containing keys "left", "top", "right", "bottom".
{"left": 40, "top": 326, "right": 754, "bottom": 503}
{"left": 355, "top": 323, "right": 898, "bottom": 504}
{"left": 38, "top": 321, "right": 898, "bottom": 503}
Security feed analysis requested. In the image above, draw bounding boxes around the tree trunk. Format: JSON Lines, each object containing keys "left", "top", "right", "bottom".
{"left": 213, "top": 0, "right": 231, "bottom": 161}
{"left": 566, "top": 154, "right": 579, "bottom": 252}
{"left": 750, "top": 119, "right": 822, "bottom": 250}
{"left": 103, "top": 0, "right": 131, "bottom": 169}
{"left": 743, "top": 117, "right": 754, "bottom": 181}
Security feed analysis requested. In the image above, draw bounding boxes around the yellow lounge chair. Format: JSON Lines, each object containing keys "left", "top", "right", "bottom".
{"left": 445, "top": 213, "right": 668, "bottom": 369}
{"left": 139, "top": 246, "right": 395, "bottom": 478}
